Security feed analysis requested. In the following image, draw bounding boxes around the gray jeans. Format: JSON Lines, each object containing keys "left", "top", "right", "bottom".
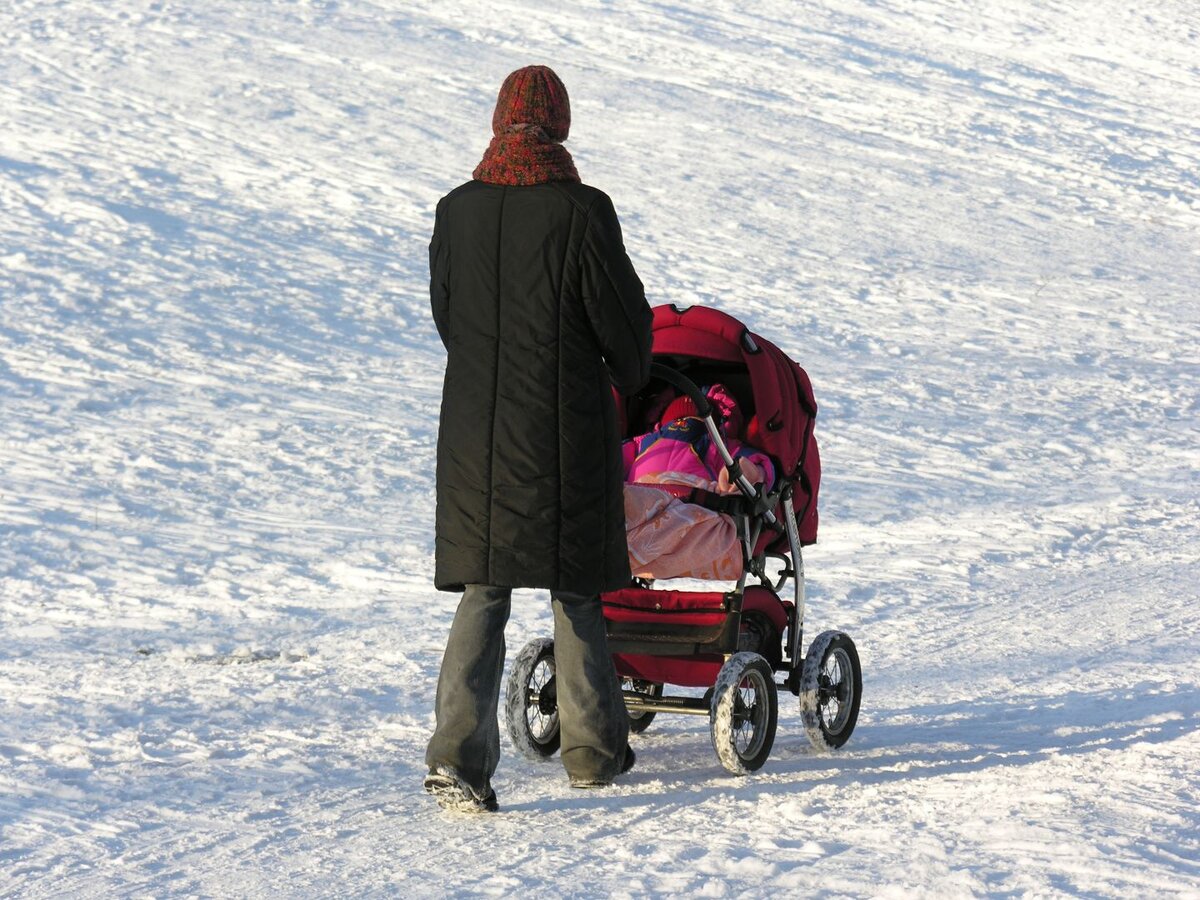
{"left": 425, "top": 584, "right": 629, "bottom": 795}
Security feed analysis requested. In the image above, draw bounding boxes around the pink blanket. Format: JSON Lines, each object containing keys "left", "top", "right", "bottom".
{"left": 624, "top": 484, "right": 743, "bottom": 581}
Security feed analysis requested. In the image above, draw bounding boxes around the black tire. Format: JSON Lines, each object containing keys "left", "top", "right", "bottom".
{"left": 800, "top": 631, "right": 862, "bottom": 751}
{"left": 709, "top": 652, "right": 778, "bottom": 775}
{"left": 622, "top": 679, "right": 664, "bottom": 734}
{"left": 504, "top": 638, "right": 560, "bottom": 759}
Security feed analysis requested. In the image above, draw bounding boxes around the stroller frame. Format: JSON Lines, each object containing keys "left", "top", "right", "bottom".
{"left": 506, "top": 306, "right": 861, "bottom": 775}
{"left": 604, "top": 363, "right": 809, "bottom": 701}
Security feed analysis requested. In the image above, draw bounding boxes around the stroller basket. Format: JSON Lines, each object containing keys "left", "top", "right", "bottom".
{"left": 604, "top": 585, "right": 793, "bottom": 688}
{"left": 604, "top": 587, "right": 738, "bottom": 652}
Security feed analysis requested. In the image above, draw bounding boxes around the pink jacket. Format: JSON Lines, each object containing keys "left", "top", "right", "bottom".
{"left": 623, "top": 387, "right": 776, "bottom": 492}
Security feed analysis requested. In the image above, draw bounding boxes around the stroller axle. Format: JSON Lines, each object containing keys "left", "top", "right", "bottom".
{"left": 621, "top": 691, "right": 710, "bottom": 717}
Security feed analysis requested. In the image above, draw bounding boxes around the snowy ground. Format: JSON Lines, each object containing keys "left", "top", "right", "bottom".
{"left": 2, "top": 0, "right": 1199, "bottom": 895}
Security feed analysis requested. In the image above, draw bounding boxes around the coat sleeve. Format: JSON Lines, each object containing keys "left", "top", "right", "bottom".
{"left": 429, "top": 199, "right": 450, "bottom": 349}
{"left": 580, "top": 192, "right": 653, "bottom": 394}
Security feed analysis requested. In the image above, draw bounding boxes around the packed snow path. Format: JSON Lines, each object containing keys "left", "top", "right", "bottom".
{"left": 2, "top": 0, "right": 1198, "bottom": 895}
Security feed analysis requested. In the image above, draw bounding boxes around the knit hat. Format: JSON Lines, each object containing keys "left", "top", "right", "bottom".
{"left": 491, "top": 65, "right": 571, "bottom": 141}
{"left": 660, "top": 394, "right": 698, "bottom": 424}
{"left": 658, "top": 384, "right": 745, "bottom": 437}
{"left": 473, "top": 66, "right": 580, "bottom": 185}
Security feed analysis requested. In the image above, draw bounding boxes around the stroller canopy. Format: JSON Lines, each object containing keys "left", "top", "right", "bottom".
{"left": 644, "top": 304, "right": 821, "bottom": 546}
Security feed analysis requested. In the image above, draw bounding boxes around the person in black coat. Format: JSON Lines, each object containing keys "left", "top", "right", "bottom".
{"left": 423, "top": 65, "right": 653, "bottom": 812}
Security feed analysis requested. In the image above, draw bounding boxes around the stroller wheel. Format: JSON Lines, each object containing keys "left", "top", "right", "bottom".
{"left": 709, "top": 652, "right": 778, "bottom": 775}
{"left": 622, "top": 679, "right": 664, "bottom": 734}
{"left": 800, "top": 631, "right": 862, "bottom": 751}
{"left": 504, "top": 638, "right": 561, "bottom": 760}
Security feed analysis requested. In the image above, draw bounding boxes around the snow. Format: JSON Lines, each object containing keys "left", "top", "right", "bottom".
{"left": 2, "top": 0, "right": 1198, "bottom": 895}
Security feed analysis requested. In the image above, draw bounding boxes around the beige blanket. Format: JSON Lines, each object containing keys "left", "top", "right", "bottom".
{"left": 624, "top": 484, "right": 743, "bottom": 581}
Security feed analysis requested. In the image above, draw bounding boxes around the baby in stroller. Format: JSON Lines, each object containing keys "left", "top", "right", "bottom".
{"left": 623, "top": 384, "right": 775, "bottom": 581}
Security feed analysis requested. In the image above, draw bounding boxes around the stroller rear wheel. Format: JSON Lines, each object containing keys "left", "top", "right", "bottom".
{"left": 504, "top": 638, "right": 561, "bottom": 759}
{"left": 622, "top": 679, "right": 664, "bottom": 733}
{"left": 800, "top": 631, "right": 862, "bottom": 751}
{"left": 709, "top": 652, "right": 778, "bottom": 775}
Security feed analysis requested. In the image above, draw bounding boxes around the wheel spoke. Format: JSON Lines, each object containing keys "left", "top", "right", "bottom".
{"left": 818, "top": 647, "right": 853, "bottom": 734}
{"left": 711, "top": 655, "right": 777, "bottom": 773}
{"left": 525, "top": 660, "right": 558, "bottom": 742}
{"left": 800, "top": 634, "right": 860, "bottom": 752}
{"left": 731, "top": 669, "right": 765, "bottom": 756}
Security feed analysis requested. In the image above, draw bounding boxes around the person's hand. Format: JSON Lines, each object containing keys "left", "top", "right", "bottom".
{"left": 717, "top": 460, "right": 763, "bottom": 494}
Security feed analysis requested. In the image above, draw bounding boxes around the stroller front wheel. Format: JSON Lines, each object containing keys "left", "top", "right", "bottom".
{"left": 800, "top": 631, "right": 862, "bottom": 751}
{"left": 504, "top": 638, "right": 561, "bottom": 760}
{"left": 709, "top": 652, "right": 778, "bottom": 775}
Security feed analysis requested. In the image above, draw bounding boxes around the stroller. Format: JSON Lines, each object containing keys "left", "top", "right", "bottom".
{"left": 504, "top": 304, "right": 861, "bottom": 775}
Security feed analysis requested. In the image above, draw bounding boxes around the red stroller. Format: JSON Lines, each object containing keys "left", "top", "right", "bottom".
{"left": 505, "top": 304, "right": 861, "bottom": 774}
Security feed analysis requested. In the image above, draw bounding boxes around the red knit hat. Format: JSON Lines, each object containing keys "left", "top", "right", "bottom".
{"left": 473, "top": 66, "right": 580, "bottom": 186}
{"left": 659, "top": 384, "right": 745, "bottom": 436}
{"left": 660, "top": 394, "right": 697, "bottom": 424}
{"left": 491, "top": 65, "right": 571, "bottom": 141}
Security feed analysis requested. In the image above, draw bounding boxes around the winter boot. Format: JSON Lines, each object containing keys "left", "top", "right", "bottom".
{"left": 424, "top": 767, "right": 499, "bottom": 813}
{"left": 569, "top": 745, "right": 636, "bottom": 789}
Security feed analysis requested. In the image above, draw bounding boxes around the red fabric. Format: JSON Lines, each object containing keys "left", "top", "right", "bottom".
{"left": 660, "top": 394, "right": 696, "bottom": 424}
{"left": 602, "top": 587, "right": 728, "bottom": 627}
{"left": 614, "top": 653, "right": 724, "bottom": 687}
{"left": 607, "top": 586, "right": 790, "bottom": 687}
{"left": 644, "top": 305, "right": 821, "bottom": 546}
{"left": 473, "top": 66, "right": 580, "bottom": 186}
{"left": 602, "top": 586, "right": 788, "bottom": 637}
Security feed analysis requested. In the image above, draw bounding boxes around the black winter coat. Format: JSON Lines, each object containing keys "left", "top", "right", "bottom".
{"left": 429, "top": 180, "right": 653, "bottom": 594}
